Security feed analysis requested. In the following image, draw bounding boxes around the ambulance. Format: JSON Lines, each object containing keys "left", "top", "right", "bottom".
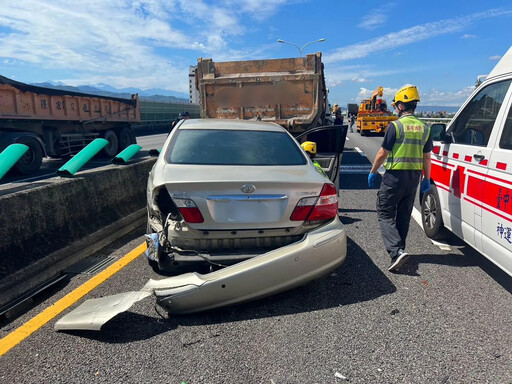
{"left": 421, "top": 46, "right": 512, "bottom": 277}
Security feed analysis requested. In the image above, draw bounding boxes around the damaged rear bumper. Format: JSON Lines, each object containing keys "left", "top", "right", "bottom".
{"left": 55, "top": 218, "right": 346, "bottom": 331}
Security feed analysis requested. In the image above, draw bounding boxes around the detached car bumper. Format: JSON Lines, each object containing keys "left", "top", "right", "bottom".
{"left": 55, "top": 218, "right": 346, "bottom": 331}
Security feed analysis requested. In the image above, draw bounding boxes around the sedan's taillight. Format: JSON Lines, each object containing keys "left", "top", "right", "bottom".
{"left": 290, "top": 183, "right": 338, "bottom": 222}
{"left": 173, "top": 198, "right": 204, "bottom": 223}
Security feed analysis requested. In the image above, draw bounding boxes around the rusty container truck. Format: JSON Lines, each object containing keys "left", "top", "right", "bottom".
{"left": 195, "top": 53, "right": 328, "bottom": 134}
{"left": 0, "top": 75, "right": 140, "bottom": 174}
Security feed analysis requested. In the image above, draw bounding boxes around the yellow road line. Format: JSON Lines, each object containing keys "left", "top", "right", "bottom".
{"left": 0, "top": 242, "right": 147, "bottom": 357}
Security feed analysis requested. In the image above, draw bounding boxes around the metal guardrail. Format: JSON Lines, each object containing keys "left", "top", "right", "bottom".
{"left": 419, "top": 117, "right": 452, "bottom": 126}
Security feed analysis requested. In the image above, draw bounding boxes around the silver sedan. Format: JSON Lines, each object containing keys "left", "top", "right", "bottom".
{"left": 56, "top": 119, "right": 348, "bottom": 330}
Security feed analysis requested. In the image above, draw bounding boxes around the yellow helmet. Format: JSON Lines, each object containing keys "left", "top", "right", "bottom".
{"left": 392, "top": 84, "right": 420, "bottom": 106}
{"left": 301, "top": 141, "right": 317, "bottom": 155}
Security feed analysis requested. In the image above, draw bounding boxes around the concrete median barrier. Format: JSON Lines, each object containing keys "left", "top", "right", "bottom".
{"left": 0, "top": 158, "right": 156, "bottom": 310}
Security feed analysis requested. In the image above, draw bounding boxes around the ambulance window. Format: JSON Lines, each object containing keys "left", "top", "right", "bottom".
{"left": 450, "top": 80, "right": 511, "bottom": 147}
{"left": 500, "top": 105, "right": 512, "bottom": 150}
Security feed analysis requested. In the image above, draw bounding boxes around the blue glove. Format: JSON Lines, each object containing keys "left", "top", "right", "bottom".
{"left": 368, "top": 172, "right": 376, "bottom": 188}
{"left": 420, "top": 179, "right": 431, "bottom": 193}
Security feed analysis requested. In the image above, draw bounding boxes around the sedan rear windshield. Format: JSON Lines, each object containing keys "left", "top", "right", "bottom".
{"left": 167, "top": 129, "right": 307, "bottom": 165}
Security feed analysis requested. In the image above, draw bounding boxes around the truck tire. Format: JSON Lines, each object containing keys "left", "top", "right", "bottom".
{"left": 14, "top": 137, "right": 43, "bottom": 174}
{"left": 101, "top": 129, "right": 119, "bottom": 157}
{"left": 421, "top": 185, "right": 448, "bottom": 240}
{"left": 119, "top": 127, "right": 134, "bottom": 150}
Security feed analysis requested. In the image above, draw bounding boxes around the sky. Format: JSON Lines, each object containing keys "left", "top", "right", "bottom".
{"left": 1, "top": 0, "right": 512, "bottom": 107}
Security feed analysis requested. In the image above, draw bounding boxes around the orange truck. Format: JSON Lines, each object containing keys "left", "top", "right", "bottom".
{"left": 0, "top": 75, "right": 140, "bottom": 174}
{"left": 356, "top": 86, "right": 397, "bottom": 136}
{"left": 195, "top": 53, "right": 328, "bottom": 134}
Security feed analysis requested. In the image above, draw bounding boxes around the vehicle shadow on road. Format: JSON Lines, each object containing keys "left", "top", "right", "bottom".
{"left": 61, "top": 308, "right": 178, "bottom": 343}
{"left": 167, "top": 237, "right": 397, "bottom": 327}
{"left": 63, "top": 238, "right": 397, "bottom": 343}
{"left": 400, "top": 245, "right": 512, "bottom": 294}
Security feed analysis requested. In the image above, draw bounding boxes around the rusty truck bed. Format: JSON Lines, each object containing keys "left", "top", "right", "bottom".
{"left": 196, "top": 53, "right": 326, "bottom": 134}
{"left": 0, "top": 75, "right": 139, "bottom": 124}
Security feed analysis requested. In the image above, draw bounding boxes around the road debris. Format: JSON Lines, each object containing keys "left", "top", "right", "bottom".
{"left": 335, "top": 371, "right": 348, "bottom": 380}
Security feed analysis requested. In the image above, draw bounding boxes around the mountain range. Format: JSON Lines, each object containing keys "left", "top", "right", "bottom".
{"left": 29, "top": 81, "right": 189, "bottom": 103}
{"left": 26, "top": 81, "right": 461, "bottom": 113}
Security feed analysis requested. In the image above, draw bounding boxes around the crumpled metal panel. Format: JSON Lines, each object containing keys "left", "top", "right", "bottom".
{"left": 55, "top": 218, "right": 346, "bottom": 331}
{"left": 54, "top": 291, "right": 152, "bottom": 331}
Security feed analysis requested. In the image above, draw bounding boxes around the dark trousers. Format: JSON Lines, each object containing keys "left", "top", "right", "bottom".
{"left": 376, "top": 183, "right": 417, "bottom": 259}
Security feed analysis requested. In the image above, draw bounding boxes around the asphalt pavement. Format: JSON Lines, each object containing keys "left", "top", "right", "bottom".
{"left": 1, "top": 130, "right": 511, "bottom": 383}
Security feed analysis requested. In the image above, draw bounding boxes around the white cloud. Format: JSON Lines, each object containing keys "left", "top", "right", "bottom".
{"left": 357, "top": 86, "right": 398, "bottom": 103}
{"left": 461, "top": 33, "right": 477, "bottom": 39}
{"left": 0, "top": 0, "right": 292, "bottom": 91}
{"left": 357, "top": 3, "right": 395, "bottom": 30}
{"left": 420, "top": 86, "right": 474, "bottom": 106}
{"left": 223, "top": 0, "right": 291, "bottom": 21}
{"left": 351, "top": 77, "right": 371, "bottom": 83}
{"left": 358, "top": 12, "right": 388, "bottom": 30}
{"left": 324, "top": 8, "right": 512, "bottom": 63}
{"left": 326, "top": 79, "right": 343, "bottom": 87}
{"left": 489, "top": 55, "right": 502, "bottom": 60}
{"left": 324, "top": 64, "right": 404, "bottom": 87}
{"left": 354, "top": 85, "right": 475, "bottom": 107}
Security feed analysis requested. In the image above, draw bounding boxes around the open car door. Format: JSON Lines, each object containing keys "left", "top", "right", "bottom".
{"left": 295, "top": 124, "right": 348, "bottom": 191}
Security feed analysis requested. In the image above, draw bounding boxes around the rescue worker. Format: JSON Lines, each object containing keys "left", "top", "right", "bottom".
{"left": 368, "top": 85, "right": 433, "bottom": 273}
{"left": 349, "top": 113, "right": 356, "bottom": 133}
{"left": 301, "top": 141, "right": 328, "bottom": 178}
{"left": 333, "top": 109, "right": 344, "bottom": 125}
{"left": 170, "top": 111, "right": 191, "bottom": 133}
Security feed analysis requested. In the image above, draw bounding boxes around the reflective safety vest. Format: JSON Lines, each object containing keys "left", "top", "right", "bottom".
{"left": 313, "top": 160, "right": 328, "bottom": 178}
{"left": 384, "top": 115, "right": 430, "bottom": 171}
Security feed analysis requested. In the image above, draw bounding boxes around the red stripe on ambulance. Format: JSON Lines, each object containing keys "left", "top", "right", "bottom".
{"left": 464, "top": 197, "right": 512, "bottom": 222}
{"left": 431, "top": 161, "right": 452, "bottom": 188}
{"left": 466, "top": 175, "right": 486, "bottom": 202}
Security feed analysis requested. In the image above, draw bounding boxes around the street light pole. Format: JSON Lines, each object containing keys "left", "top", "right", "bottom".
{"left": 277, "top": 38, "right": 326, "bottom": 57}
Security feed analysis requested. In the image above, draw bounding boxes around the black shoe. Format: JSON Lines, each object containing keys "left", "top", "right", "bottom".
{"left": 388, "top": 251, "right": 409, "bottom": 273}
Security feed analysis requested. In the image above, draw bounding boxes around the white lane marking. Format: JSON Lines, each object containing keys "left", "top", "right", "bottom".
{"left": 354, "top": 147, "right": 366, "bottom": 156}
{"left": 411, "top": 207, "right": 451, "bottom": 250}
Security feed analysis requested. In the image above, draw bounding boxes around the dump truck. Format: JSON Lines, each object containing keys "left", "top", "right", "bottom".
{"left": 195, "top": 53, "right": 328, "bottom": 134}
{"left": 356, "top": 86, "right": 397, "bottom": 136}
{"left": 347, "top": 103, "right": 358, "bottom": 117}
{"left": 0, "top": 75, "right": 140, "bottom": 174}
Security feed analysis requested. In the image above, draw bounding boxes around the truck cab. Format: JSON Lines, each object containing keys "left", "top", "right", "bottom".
{"left": 421, "top": 46, "right": 512, "bottom": 277}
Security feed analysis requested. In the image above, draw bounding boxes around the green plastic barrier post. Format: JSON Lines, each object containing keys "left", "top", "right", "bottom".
{"left": 56, "top": 138, "right": 109, "bottom": 176}
{"left": 111, "top": 144, "right": 142, "bottom": 164}
{"left": 0, "top": 144, "right": 29, "bottom": 180}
